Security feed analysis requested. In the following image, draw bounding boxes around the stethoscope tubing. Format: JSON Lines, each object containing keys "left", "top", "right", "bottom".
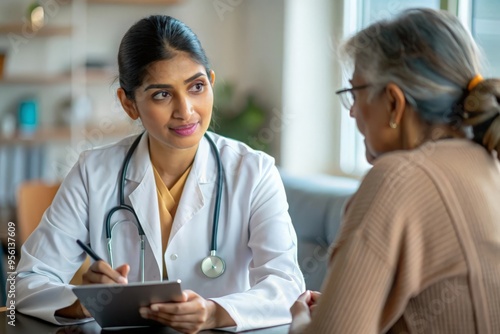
{"left": 206, "top": 133, "right": 223, "bottom": 253}
{"left": 106, "top": 132, "right": 144, "bottom": 239}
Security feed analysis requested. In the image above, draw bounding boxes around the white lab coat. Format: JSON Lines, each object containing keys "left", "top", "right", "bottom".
{"left": 15, "top": 132, "right": 305, "bottom": 332}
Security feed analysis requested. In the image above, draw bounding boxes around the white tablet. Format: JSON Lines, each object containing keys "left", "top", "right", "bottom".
{"left": 72, "top": 280, "right": 183, "bottom": 328}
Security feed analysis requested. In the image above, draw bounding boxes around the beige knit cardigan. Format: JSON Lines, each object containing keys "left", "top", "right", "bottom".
{"left": 303, "top": 139, "right": 500, "bottom": 334}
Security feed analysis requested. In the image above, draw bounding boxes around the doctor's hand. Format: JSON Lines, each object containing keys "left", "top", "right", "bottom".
{"left": 289, "top": 290, "right": 322, "bottom": 334}
{"left": 54, "top": 261, "right": 128, "bottom": 319}
{"left": 82, "top": 261, "right": 129, "bottom": 285}
{"left": 139, "top": 289, "right": 235, "bottom": 334}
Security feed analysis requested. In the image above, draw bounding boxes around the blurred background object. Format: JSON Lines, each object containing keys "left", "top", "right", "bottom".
{"left": 213, "top": 81, "right": 268, "bottom": 151}
{"left": 0, "top": 49, "right": 5, "bottom": 78}
{"left": 18, "top": 98, "right": 38, "bottom": 137}
{"left": 27, "top": 1, "right": 45, "bottom": 31}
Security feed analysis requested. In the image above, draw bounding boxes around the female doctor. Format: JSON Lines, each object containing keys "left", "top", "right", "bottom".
{"left": 15, "top": 15, "right": 305, "bottom": 333}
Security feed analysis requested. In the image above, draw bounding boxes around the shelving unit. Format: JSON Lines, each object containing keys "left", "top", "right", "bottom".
{"left": 0, "top": 14, "right": 77, "bottom": 144}
{"left": 0, "top": 0, "right": 172, "bottom": 146}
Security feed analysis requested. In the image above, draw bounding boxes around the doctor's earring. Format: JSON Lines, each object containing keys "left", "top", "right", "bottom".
{"left": 389, "top": 120, "right": 398, "bottom": 129}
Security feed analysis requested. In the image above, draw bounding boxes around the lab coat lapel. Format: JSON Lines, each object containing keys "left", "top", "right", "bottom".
{"left": 170, "top": 134, "right": 217, "bottom": 240}
{"left": 125, "top": 133, "right": 163, "bottom": 276}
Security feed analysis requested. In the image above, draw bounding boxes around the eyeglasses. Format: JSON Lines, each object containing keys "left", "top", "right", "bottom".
{"left": 335, "top": 84, "right": 371, "bottom": 110}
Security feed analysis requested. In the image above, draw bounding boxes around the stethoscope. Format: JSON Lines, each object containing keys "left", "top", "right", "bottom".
{"left": 105, "top": 132, "right": 225, "bottom": 281}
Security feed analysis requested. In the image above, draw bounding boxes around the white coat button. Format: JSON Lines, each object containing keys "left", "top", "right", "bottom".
{"left": 170, "top": 254, "right": 178, "bottom": 261}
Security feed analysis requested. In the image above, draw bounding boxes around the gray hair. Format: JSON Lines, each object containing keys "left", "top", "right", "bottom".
{"left": 341, "top": 8, "right": 482, "bottom": 123}
{"left": 341, "top": 8, "right": 500, "bottom": 157}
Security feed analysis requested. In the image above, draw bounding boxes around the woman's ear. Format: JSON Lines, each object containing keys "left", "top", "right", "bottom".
{"left": 385, "top": 83, "right": 406, "bottom": 125}
{"left": 117, "top": 88, "right": 139, "bottom": 120}
{"left": 209, "top": 70, "right": 216, "bottom": 86}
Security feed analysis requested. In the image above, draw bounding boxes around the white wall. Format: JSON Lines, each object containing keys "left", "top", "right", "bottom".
{"left": 237, "top": 0, "right": 285, "bottom": 160}
{"left": 280, "top": 0, "right": 342, "bottom": 175}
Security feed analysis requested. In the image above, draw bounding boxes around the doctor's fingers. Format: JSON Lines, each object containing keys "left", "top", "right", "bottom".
{"left": 82, "top": 261, "right": 128, "bottom": 284}
{"left": 114, "top": 264, "right": 130, "bottom": 280}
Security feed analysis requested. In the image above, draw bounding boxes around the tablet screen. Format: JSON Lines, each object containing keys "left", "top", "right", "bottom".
{"left": 72, "top": 280, "right": 182, "bottom": 328}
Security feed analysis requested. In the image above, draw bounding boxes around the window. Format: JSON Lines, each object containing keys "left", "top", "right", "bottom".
{"left": 471, "top": 0, "right": 500, "bottom": 77}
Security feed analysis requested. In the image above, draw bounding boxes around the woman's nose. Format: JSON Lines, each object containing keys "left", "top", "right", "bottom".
{"left": 349, "top": 106, "right": 354, "bottom": 118}
{"left": 173, "top": 95, "right": 193, "bottom": 119}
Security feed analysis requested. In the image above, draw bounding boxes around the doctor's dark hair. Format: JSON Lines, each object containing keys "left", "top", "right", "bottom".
{"left": 340, "top": 8, "right": 500, "bottom": 158}
{"left": 118, "top": 15, "right": 210, "bottom": 99}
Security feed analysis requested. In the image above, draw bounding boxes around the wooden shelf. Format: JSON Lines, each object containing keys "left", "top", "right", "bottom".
{"left": 0, "top": 24, "right": 72, "bottom": 37}
{"left": 0, "top": 69, "right": 116, "bottom": 85}
{"left": 0, "top": 74, "right": 71, "bottom": 85}
{"left": 0, "top": 124, "right": 133, "bottom": 145}
{"left": 0, "top": 127, "right": 72, "bottom": 145}
{"left": 87, "top": 0, "right": 181, "bottom": 4}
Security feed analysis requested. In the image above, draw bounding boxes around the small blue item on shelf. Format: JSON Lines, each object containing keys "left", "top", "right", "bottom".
{"left": 18, "top": 99, "right": 38, "bottom": 136}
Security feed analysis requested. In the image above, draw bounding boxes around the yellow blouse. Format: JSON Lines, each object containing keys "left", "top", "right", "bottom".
{"left": 152, "top": 164, "right": 192, "bottom": 279}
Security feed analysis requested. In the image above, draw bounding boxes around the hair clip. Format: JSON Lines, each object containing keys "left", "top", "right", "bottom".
{"left": 467, "top": 74, "right": 484, "bottom": 91}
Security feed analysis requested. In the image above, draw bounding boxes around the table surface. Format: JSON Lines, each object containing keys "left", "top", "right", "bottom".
{"left": 1, "top": 311, "right": 290, "bottom": 334}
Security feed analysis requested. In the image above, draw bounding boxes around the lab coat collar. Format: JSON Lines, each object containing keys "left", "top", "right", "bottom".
{"left": 124, "top": 132, "right": 150, "bottom": 184}
{"left": 123, "top": 132, "right": 218, "bottom": 185}
{"left": 193, "top": 132, "right": 219, "bottom": 184}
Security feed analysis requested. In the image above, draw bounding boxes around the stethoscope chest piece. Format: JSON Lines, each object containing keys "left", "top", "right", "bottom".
{"left": 201, "top": 251, "right": 225, "bottom": 278}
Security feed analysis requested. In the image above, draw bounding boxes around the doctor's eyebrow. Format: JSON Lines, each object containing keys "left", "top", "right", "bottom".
{"left": 144, "top": 72, "right": 207, "bottom": 91}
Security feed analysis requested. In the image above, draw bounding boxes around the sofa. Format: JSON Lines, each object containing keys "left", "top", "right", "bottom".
{"left": 280, "top": 171, "right": 360, "bottom": 291}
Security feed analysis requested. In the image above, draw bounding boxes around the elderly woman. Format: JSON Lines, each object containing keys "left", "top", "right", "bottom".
{"left": 290, "top": 8, "right": 500, "bottom": 334}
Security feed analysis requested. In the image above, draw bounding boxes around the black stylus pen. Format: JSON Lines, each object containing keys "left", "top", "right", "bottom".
{"left": 76, "top": 239, "right": 104, "bottom": 262}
